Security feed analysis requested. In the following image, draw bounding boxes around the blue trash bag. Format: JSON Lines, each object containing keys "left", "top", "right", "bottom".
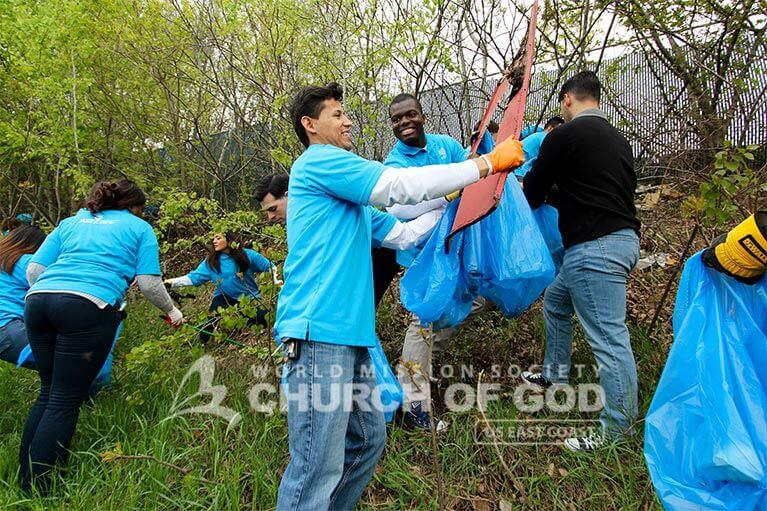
{"left": 473, "top": 178, "right": 555, "bottom": 317}
{"left": 368, "top": 339, "right": 404, "bottom": 423}
{"left": 644, "top": 252, "right": 767, "bottom": 510}
{"left": 400, "top": 201, "right": 475, "bottom": 328}
{"left": 532, "top": 205, "right": 564, "bottom": 272}
{"left": 401, "top": 179, "right": 555, "bottom": 326}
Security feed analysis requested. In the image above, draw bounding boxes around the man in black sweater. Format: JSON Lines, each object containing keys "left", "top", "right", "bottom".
{"left": 521, "top": 71, "right": 641, "bottom": 451}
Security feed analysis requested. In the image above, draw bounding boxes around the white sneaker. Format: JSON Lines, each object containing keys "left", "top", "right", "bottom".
{"left": 563, "top": 434, "right": 604, "bottom": 452}
{"left": 521, "top": 371, "right": 553, "bottom": 389}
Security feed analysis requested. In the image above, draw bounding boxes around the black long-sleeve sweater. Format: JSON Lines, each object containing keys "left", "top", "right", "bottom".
{"left": 523, "top": 109, "right": 641, "bottom": 248}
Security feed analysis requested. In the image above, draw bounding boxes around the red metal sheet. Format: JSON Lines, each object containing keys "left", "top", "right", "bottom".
{"left": 448, "top": 0, "right": 539, "bottom": 244}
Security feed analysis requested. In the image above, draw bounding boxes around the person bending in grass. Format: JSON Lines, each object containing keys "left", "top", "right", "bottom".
{"left": 0, "top": 225, "right": 46, "bottom": 367}
{"left": 165, "top": 231, "right": 273, "bottom": 339}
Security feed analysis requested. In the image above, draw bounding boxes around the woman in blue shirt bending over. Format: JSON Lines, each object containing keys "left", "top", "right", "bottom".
{"left": 20, "top": 179, "right": 183, "bottom": 494}
{"left": 165, "top": 231, "right": 272, "bottom": 339}
{"left": 0, "top": 225, "right": 45, "bottom": 367}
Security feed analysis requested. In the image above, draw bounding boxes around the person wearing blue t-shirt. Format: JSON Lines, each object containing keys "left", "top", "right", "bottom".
{"left": 515, "top": 116, "right": 564, "bottom": 179}
{"left": 19, "top": 179, "right": 183, "bottom": 493}
{"left": 275, "top": 82, "right": 524, "bottom": 510}
{"left": 384, "top": 94, "right": 494, "bottom": 432}
{"left": 0, "top": 225, "right": 46, "bottom": 367}
{"left": 165, "top": 231, "right": 273, "bottom": 339}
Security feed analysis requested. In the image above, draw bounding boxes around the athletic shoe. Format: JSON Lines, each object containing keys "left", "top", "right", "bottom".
{"left": 402, "top": 403, "right": 447, "bottom": 432}
{"left": 521, "top": 371, "right": 553, "bottom": 390}
{"left": 563, "top": 434, "right": 604, "bottom": 452}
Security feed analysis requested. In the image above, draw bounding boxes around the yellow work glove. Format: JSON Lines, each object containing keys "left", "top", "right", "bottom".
{"left": 445, "top": 189, "right": 462, "bottom": 202}
{"left": 481, "top": 136, "right": 525, "bottom": 174}
{"left": 702, "top": 211, "right": 767, "bottom": 284}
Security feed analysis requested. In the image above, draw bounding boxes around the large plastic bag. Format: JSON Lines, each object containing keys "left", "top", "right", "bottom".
{"left": 473, "top": 178, "right": 555, "bottom": 316}
{"left": 532, "top": 204, "right": 564, "bottom": 272}
{"left": 368, "top": 339, "right": 403, "bottom": 423}
{"left": 644, "top": 252, "right": 767, "bottom": 510}
{"left": 401, "top": 178, "right": 555, "bottom": 327}
{"left": 400, "top": 201, "right": 475, "bottom": 329}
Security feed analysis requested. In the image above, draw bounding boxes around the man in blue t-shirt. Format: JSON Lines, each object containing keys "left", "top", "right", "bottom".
{"left": 274, "top": 83, "right": 524, "bottom": 510}
{"left": 384, "top": 94, "right": 493, "bottom": 432}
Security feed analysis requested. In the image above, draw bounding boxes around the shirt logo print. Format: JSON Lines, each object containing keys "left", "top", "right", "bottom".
{"left": 439, "top": 148, "right": 447, "bottom": 160}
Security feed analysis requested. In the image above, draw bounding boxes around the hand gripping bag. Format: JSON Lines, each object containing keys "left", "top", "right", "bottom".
{"left": 644, "top": 252, "right": 767, "bottom": 510}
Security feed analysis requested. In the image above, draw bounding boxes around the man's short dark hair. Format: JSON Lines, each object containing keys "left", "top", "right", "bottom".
{"left": 544, "top": 116, "right": 565, "bottom": 130}
{"left": 254, "top": 173, "right": 289, "bottom": 202}
{"left": 472, "top": 120, "right": 499, "bottom": 133}
{"left": 389, "top": 93, "right": 423, "bottom": 114}
{"left": 290, "top": 82, "right": 343, "bottom": 148}
{"left": 558, "top": 71, "right": 601, "bottom": 103}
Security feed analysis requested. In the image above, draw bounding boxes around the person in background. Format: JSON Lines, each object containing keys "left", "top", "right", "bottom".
{"left": 255, "top": 173, "right": 400, "bottom": 308}
{"left": 20, "top": 179, "right": 183, "bottom": 493}
{"left": 468, "top": 119, "right": 499, "bottom": 155}
{"left": 515, "top": 116, "right": 565, "bottom": 180}
{"left": 164, "top": 231, "right": 273, "bottom": 339}
{"left": 0, "top": 225, "right": 46, "bottom": 367}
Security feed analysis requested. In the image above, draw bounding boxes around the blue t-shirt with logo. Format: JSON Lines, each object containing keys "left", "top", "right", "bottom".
{"left": 384, "top": 133, "right": 467, "bottom": 266}
{"left": 275, "top": 144, "right": 398, "bottom": 347}
{"left": 0, "top": 254, "right": 33, "bottom": 327}
{"left": 187, "top": 248, "right": 271, "bottom": 299}
{"left": 30, "top": 208, "right": 161, "bottom": 305}
{"left": 516, "top": 131, "right": 548, "bottom": 178}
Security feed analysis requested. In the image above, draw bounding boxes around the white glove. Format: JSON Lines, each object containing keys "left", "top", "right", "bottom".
{"left": 166, "top": 305, "right": 184, "bottom": 326}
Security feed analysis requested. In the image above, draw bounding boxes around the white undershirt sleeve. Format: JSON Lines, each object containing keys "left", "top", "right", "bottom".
{"left": 387, "top": 197, "right": 448, "bottom": 220}
{"left": 369, "top": 160, "right": 480, "bottom": 207}
{"left": 380, "top": 207, "right": 445, "bottom": 250}
{"left": 167, "top": 276, "right": 193, "bottom": 288}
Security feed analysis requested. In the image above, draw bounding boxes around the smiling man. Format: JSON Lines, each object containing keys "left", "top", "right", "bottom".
{"left": 275, "top": 83, "right": 524, "bottom": 510}
{"left": 384, "top": 93, "right": 491, "bottom": 432}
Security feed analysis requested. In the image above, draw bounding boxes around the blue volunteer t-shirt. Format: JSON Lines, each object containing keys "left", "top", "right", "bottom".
{"left": 384, "top": 133, "right": 468, "bottom": 266}
{"left": 30, "top": 209, "right": 161, "bottom": 305}
{"left": 275, "top": 144, "right": 397, "bottom": 347}
{"left": 516, "top": 131, "right": 547, "bottom": 178}
{"left": 187, "top": 248, "right": 271, "bottom": 299}
{"left": 0, "top": 254, "right": 33, "bottom": 327}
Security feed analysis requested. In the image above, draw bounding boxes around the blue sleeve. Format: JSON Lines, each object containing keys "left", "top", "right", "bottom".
{"left": 475, "top": 131, "right": 495, "bottom": 156}
{"left": 187, "top": 259, "right": 213, "bottom": 286}
{"left": 31, "top": 225, "right": 62, "bottom": 267}
{"left": 383, "top": 150, "right": 406, "bottom": 168}
{"left": 247, "top": 249, "right": 272, "bottom": 273}
{"left": 306, "top": 147, "right": 385, "bottom": 205}
{"left": 135, "top": 223, "right": 162, "bottom": 275}
{"left": 369, "top": 208, "right": 398, "bottom": 248}
{"left": 450, "top": 138, "right": 470, "bottom": 162}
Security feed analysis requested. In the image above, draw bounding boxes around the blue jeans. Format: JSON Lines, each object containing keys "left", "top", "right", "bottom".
{"left": 277, "top": 340, "right": 386, "bottom": 510}
{"left": 541, "top": 229, "right": 640, "bottom": 438}
{"left": 0, "top": 319, "right": 32, "bottom": 368}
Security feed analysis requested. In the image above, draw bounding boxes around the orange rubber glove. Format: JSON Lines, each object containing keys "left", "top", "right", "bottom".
{"left": 482, "top": 136, "right": 525, "bottom": 174}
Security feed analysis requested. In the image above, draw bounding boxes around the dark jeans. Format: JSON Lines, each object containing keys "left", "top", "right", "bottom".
{"left": 372, "top": 247, "right": 399, "bottom": 308}
{"left": 199, "top": 293, "right": 268, "bottom": 342}
{"left": 20, "top": 293, "right": 120, "bottom": 493}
